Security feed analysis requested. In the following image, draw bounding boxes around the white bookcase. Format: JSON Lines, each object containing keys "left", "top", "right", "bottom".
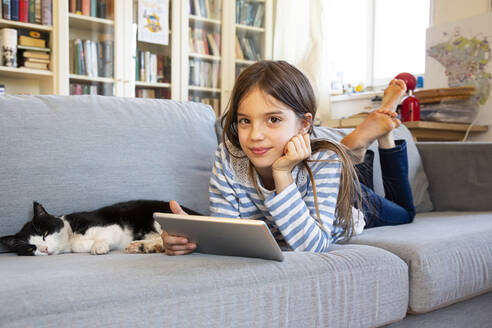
{"left": 0, "top": 0, "right": 273, "bottom": 116}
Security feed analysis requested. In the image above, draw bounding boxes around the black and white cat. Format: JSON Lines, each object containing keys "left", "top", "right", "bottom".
{"left": 0, "top": 200, "right": 200, "bottom": 256}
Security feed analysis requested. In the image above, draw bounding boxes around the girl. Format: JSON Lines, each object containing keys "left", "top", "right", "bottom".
{"left": 162, "top": 60, "right": 415, "bottom": 255}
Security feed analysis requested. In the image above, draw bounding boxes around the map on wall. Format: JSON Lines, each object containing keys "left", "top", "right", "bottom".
{"left": 425, "top": 12, "right": 492, "bottom": 108}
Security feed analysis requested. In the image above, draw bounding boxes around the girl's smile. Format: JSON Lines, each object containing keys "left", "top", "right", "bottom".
{"left": 250, "top": 147, "right": 272, "bottom": 155}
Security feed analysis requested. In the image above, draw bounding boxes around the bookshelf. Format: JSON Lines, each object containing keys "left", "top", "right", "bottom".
{"left": 0, "top": 12, "right": 55, "bottom": 95}
{"left": 67, "top": 1, "right": 115, "bottom": 96}
{"left": 0, "top": 0, "right": 273, "bottom": 109}
{"left": 183, "top": 0, "right": 223, "bottom": 116}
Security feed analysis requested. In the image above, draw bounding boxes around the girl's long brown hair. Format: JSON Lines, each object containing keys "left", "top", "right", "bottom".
{"left": 221, "top": 60, "right": 362, "bottom": 238}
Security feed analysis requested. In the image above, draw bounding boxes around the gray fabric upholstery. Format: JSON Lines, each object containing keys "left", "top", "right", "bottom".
{"left": 349, "top": 211, "right": 492, "bottom": 313}
{"left": 388, "top": 291, "right": 492, "bottom": 328}
{"left": 312, "top": 125, "right": 434, "bottom": 213}
{"left": 0, "top": 95, "right": 218, "bottom": 251}
{"left": 0, "top": 245, "right": 408, "bottom": 328}
{"left": 416, "top": 142, "right": 492, "bottom": 211}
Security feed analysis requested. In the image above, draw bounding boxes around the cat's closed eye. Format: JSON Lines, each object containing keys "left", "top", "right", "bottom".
{"left": 42, "top": 232, "right": 48, "bottom": 241}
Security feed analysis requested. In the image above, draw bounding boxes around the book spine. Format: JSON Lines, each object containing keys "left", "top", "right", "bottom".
{"left": 18, "top": 0, "right": 27, "bottom": 21}
{"left": 3, "top": 0, "right": 11, "bottom": 20}
{"left": 81, "top": 0, "right": 89, "bottom": 16}
{"left": 135, "top": 49, "right": 139, "bottom": 81}
{"left": 11, "top": 0, "right": 18, "bottom": 21}
{"left": 41, "top": 0, "right": 51, "bottom": 25}
{"left": 69, "top": 0, "right": 75, "bottom": 13}
{"left": 75, "top": 0, "right": 81, "bottom": 14}
{"left": 34, "top": 0, "right": 40, "bottom": 23}
{"left": 28, "top": 0, "right": 34, "bottom": 23}
{"left": 90, "top": 0, "right": 96, "bottom": 17}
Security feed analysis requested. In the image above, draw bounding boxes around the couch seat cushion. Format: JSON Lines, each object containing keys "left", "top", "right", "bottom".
{"left": 349, "top": 211, "right": 492, "bottom": 313}
{"left": 0, "top": 245, "right": 408, "bottom": 328}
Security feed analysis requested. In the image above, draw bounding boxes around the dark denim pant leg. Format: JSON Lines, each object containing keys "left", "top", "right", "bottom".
{"left": 358, "top": 140, "right": 416, "bottom": 228}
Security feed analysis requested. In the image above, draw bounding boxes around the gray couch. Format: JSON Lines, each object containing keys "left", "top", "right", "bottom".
{"left": 0, "top": 95, "right": 491, "bottom": 328}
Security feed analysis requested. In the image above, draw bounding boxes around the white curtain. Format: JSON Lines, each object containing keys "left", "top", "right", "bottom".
{"left": 273, "top": 0, "right": 332, "bottom": 122}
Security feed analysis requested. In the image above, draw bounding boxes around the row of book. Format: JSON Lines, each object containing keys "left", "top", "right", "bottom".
{"left": 69, "top": 0, "right": 113, "bottom": 19}
{"left": 236, "top": 0, "right": 264, "bottom": 27}
{"left": 189, "top": 94, "right": 220, "bottom": 115}
{"left": 135, "top": 50, "right": 171, "bottom": 84}
{"left": 136, "top": 88, "right": 170, "bottom": 99}
{"left": 189, "top": 59, "right": 220, "bottom": 89}
{"left": 189, "top": 0, "right": 221, "bottom": 20}
{"left": 1, "top": 0, "right": 52, "bottom": 25}
{"left": 71, "top": 38, "right": 114, "bottom": 78}
{"left": 189, "top": 28, "right": 221, "bottom": 56}
{"left": 70, "top": 82, "right": 113, "bottom": 96}
{"left": 235, "top": 35, "right": 261, "bottom": 61}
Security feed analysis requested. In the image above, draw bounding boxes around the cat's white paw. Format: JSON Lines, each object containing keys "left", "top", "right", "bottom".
{"left": 90, "top": 241, "right": 109, "bottom": 255}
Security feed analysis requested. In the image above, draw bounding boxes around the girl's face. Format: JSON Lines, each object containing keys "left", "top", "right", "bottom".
{"left": 237, "top": 87, "right": 310, "bottom": 176}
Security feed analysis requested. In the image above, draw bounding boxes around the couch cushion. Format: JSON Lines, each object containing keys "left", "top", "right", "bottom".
{"left": 312, "top": 125, "right": 433, "bottom": 213}
{"left": 349, "top": 211, "right": 492, "bottom": 313}
{"left": 0, "top": 95, "right": 218, "bottom": 246}
{"left": 0, "top": 245, "right": 408, "bottom": 328}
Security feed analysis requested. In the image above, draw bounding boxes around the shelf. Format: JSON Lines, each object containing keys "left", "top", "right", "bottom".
{"left": 0, "top": 66, "right": 53, "bottom": 78}
{"left": 135, "top": 81, "right": 171, "bottom": 88}
{"left": 189, "top": 15, "right": 221, "bottom": 26}
{"left": 68, "top": 13, "right": 114, "bottom": 33}
{"left": 189, "top": 86, "right": 221, "bottom": 92}
{"left": 69, "top": 74, "right": 114, "bottom": 83}
{"left": 189, "top": 53, "right": 221, "bottom": 61}
{"left": 0, "top": 18, "right": 53, "bottom": 31}
{"left": 235, "top": 59, "right": 256, "bottom": 65}
{"left": 235, "top": 24, "right": 264, "bottom": 33}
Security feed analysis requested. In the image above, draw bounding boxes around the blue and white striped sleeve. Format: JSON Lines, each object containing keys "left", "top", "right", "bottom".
{"left": 209, "top": 146, "right": 240, "bottom": 218}
{"left": 263, "top": 151, "right": 342, "bottom": 252}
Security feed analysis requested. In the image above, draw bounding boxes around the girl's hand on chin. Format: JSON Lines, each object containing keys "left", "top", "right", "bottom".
{"left": 272, "top": 133, "right": 311, "bottom": 173}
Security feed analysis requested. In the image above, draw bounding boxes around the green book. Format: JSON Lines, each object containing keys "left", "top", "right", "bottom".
{"left": 135, "top": 49, "right": 140, "bottom": 81}
{"left": 28, "top": 0, "right": 35, "bottom": 23}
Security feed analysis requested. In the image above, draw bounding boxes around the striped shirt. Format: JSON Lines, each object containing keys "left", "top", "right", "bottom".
{"left": 209, "top": 141, "right": 365, "bottom": 252}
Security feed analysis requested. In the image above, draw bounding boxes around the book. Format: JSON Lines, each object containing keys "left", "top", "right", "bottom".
{"left": 0, "top": 84, "right": 5, "bottom": 96}
{"left": 41, "top": 0, "right": 51, "bottom": 25}
{"left": 81, "top": 0, "right": 89, "bottom": 16}
{"left": 69, "top": 0, "right": 76, "bottom": 13}
{"left": 28, "top": 0, "right": 34, "bottom": 23}
{"left": 90, "top": 0, "right": 96, "bottom": 17}
{"left": 17, "top": 44, "right": 49, "bottom": 52}
{"left": 19, "top": 29, "right": 48, "bottom": 48}
{"left": 235, "top": 35, "right": 244, "bottom": 60}
{"left": 23, "top": 50, "right": 49, "bottom": 59}
{"left": 207, "top": 33, "right": 220, "bottom": 56}
{"left": 11, "top": 0, "right": 18, "bottom": 21}
{"left": 2, "top": 0, "right": 11, "bottom": 20}
{"left": 19, "top": 0, "right": 27, "bottom": 22}
{"left": 35, "top": 0, "right": 40, "bottom": 23}
{"left": 22, "top": 61, "right": 48, "bottom": 69}
{"left": 26, "top": 57, "right": 49, "bottom": 63}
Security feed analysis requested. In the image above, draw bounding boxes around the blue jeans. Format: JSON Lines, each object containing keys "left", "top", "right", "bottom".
{"left": 354, "top": 140, "right": 416, "bottom": 228}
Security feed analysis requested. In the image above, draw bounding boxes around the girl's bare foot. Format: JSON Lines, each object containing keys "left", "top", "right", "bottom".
{"left": 380, "top": 79, "right": 407, "bottom": 112}
{"left": 341, "top": 109, "right": 401, "bottom": 157}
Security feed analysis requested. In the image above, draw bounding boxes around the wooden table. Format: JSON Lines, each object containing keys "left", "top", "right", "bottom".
{"left": 322, "top": 117, "right": 489, "bottom": 141}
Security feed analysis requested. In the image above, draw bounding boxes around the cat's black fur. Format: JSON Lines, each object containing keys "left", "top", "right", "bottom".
{"left": 0, "top": 200, "right": 200, "bottom": 256}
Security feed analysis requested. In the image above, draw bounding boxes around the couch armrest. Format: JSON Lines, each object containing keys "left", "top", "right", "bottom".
{"left": 416, "top": 142, "right": 492, "bottom": 211}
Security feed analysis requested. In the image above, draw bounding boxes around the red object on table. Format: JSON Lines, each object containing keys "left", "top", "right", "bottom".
{"left": 395, "top": 72, "right": 420, "bottom": 122}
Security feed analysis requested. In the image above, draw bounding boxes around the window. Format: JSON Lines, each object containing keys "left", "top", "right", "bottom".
{"left": 325, "top": 0, "right": 431, "bottom": 93}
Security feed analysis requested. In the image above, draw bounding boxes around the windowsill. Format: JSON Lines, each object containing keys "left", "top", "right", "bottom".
{"left": 330, "top": 91, "right": 383, "bottom": 103}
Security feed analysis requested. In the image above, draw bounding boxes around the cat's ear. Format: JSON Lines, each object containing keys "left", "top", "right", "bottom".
{"left": 33, "top": 201, "right": 49, "bottom": 218}
{"left": 0, "top": 235, "right": 18, "bottom": 250}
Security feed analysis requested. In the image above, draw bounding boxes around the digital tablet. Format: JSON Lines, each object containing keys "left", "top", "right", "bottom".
{"left": 153, "top": 213, "right": 284, "bottom": 261}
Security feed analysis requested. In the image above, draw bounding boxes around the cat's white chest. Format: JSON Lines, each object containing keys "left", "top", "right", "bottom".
{"left": 71, "top": 225, "right": 133, "bottom": 253}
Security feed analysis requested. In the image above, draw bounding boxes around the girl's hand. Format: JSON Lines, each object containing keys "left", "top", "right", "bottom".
{"left": 161, "top": 230, "right": 196, "bottom": 256}
{"left": 272, "top": 133, "right": 311, "bottom": 173}
{"left": 161, "top": 200, "right": 196, "bottom": 255}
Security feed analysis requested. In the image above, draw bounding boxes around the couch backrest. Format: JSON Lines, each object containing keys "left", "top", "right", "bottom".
{"left": 0, "top": 95, "right": 218, "bottom": 250}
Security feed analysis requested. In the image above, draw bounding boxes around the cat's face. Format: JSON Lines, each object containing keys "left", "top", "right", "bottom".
{"left": 0, "top": 202, "right": 68, "bottom": 256}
